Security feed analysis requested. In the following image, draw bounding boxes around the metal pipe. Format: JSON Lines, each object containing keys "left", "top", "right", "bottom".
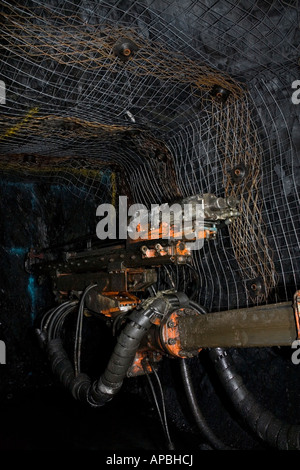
{"left": 178, "top": 302, "right": 297, "bottom": 350}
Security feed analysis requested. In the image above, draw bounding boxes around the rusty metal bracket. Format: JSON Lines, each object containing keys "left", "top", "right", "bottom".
{"left": 294, "top": 290, "right": 300, "bottom": 339}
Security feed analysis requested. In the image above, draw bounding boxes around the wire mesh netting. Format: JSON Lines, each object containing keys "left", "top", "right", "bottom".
{"left": 0, "top": 0, "right": 299, "bottom": 310}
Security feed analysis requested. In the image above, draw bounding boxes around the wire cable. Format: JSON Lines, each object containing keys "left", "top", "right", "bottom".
{"left": 143, "top": 359, "right": 175, "bottom": 450}
{"left": 180, "top": 358, "right": 232, "bottom": 450}
{"left": 151, "top": 363, "right": 174, "bottom": 450}
{"left": 74, "top": 284, "right": 97, "bottom": 376}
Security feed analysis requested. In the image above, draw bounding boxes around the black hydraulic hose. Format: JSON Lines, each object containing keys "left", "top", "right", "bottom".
{"left": 209, "top": 347, "right": 300, "bottom": 450}
{"left": 179, "top": 300, "right": 231, "bottom": 450}
{"left": 88, "top": 300, "right": 161, "bottom": 406}
{"left": 188, "top": 301, "right": 300, "bottom": 449}
{"left": 47, "top": 338, "right": 92, "bottom": 402}
{"left": 44, "top": 294, "right": 176, "bottom": 407}
{"left": 180, "top": 358, "right": 231, "bottom": 450}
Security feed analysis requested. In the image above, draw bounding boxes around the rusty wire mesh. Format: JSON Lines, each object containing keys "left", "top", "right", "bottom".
{"left": 0, "top": 0, "right": 299, "bottom": 309}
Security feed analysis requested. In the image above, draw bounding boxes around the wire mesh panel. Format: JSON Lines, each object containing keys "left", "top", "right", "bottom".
{"left": 0, "top": 0, "right": 299, "bottom": 310}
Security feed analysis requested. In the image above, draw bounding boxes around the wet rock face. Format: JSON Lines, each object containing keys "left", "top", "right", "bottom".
{"left": 0, "top": 180, "right": 98, "bottom": 398}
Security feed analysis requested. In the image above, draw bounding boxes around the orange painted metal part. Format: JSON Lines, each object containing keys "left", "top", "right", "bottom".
{"left": 122, "top": 47, "right": 131, "bottom": 56}
{"left": 140, "top": 240, "right": 195, "bottom": 260}
{"left": 131, "top": 221, "right": 214, "bottom": 248}
{"left": 99, "top": 291, "right": 140, "bottom": 317}
{"left": 160, "top": 310, "right": 182, "bottom": 357}
{"left": 129, "top": 308, "right": 197, "bottom": 377}
{"left": 127, "top": 350, "right": 163, "bottom": 377}
{"left": 129, "top": 307, "right": 203, "bottom": 376}
{"left": 294, "top": 290, "right": 300, "bottom": 339}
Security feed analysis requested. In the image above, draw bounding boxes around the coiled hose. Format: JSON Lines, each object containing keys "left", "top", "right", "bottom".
{"left": 88, "top": 296, "right": 168, "bottom": 406}
{"left": 41, "top": 293, "right": 300, "bottom": 449}
{"left": 46, "top": 305, "right": 156, "bottom": 407}
{"left": 209, "top": 347, "right": 300, "bottom": 450}
{"left": 40, "top": 291, "right": 182, "bottom": 407}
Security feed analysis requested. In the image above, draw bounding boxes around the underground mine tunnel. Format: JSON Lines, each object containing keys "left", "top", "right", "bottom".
{"left": 0, "top": 0, "right": 299, "bottom": 455}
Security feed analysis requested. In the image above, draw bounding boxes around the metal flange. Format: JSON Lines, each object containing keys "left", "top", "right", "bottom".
{"left": 159, "top": 308, "right": 202, "bottom": 358}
